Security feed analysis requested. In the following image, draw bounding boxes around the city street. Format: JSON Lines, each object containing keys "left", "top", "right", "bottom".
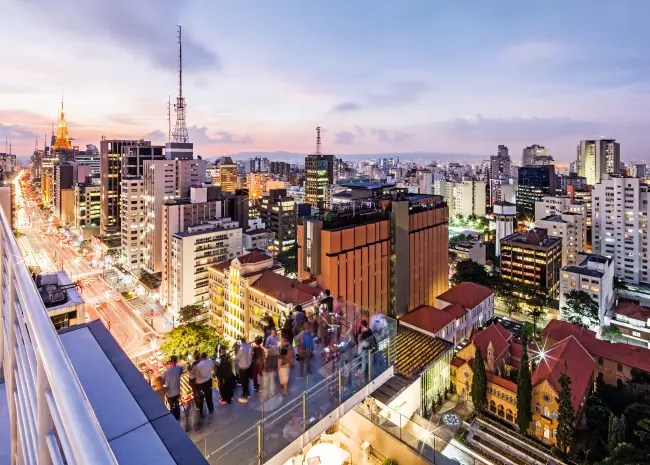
{"left": 13, "top": 171, "right": 158, "bottom": 359}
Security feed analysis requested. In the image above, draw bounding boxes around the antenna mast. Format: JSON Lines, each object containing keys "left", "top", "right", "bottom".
{"left": 172, "top": 25, "right": 189, "bottom": 143}
{"left": 167, "top": 95, "right": 172, "bottom": 142}
{"left": 315, "top": 126, "right": 322, "bottom": 155}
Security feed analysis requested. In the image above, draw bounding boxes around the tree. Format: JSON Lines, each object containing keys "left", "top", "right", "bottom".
{"left": 613, "top": 277, "right": 627, "bottom": 293}
{"left": 563, "top": 290, "right": 600, "bottom": 327}
{"left": 634, "top": 418, "right": 650, "bottom": 444}
{"left": 502, "top": 293, "right": 521, "bottom": 317}
{"left": 516, "top": 330, "right": 533, "bottom": 434}
{"left": 160, "top": 323, "right": 219, "bottom": 360}
{"left": 623, "top": 403, "right": 650, "bottom": 447}
{"left": 451, "top": 259, "right": 492, "bottom": 287}
{"left": 556, "top": 370, "right": 576, "bottom": 453}
{"left": 598, "top": 443, "right": 646, "bottom": 465}
{"left": 586, "top": 393, "right": 611, "bottom": 443}
{"left": 608, "top": 413, "right": 626, "bottom": 451}
{"left": 471, "top": 347, "right": 488, "bottom": 411}
{"left": 178, "top": 304, "right": 205, "bottom": 325}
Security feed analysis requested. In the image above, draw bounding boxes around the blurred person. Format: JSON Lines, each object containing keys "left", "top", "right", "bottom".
{"left": 251, "top": 336, "right": 266, "bottom": 392}
{"left": 236, "top": 337, "right": 253, "bottom": 403}
{"left": 356, "top": 320, "right": 373, "bottom": 377}
{"left": 278, "top": 347, "right": 291, "bottom": 396}
{"left": 162, "top": 355, "right": 182, "bottom": 421}
{"left": 188, "top": 350, "right": 202, "bottom": 413}
{"left": 152, "top": 375, "right": 166, "bottom": 404}
{"left": 196, "top": 352, "right": 215, "bottom": 417}
{"left": 216, "top": 346, "right": 235, "bottom": 404}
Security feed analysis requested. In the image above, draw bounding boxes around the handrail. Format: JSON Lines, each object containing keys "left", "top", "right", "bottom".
{"left": 0, "top": 204, "right": 118, "bottom": 464}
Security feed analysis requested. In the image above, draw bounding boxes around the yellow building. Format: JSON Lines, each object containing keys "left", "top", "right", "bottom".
{"left": 209, "top": 249, "right": 322, "bottom": 340}
{"left": 246, "top": 172, "right": 268, "bottom": 199}
{"left": 451, "top": 322, "right": 594, "bottom": 445}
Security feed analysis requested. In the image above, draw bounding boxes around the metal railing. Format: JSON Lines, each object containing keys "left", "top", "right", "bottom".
{"left": 201, "top": 313, "right": 397, "bottom": 465}
{"left": 0, "top": 207, "right": 118, "bottom": 465}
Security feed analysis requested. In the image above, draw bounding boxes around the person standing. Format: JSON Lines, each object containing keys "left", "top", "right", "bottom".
{"left": 278, "top": 347, "right": 291, "bottom": 396}
{"left": 296, "top": 327, "right": 314, "bottom": 377}
{"left": 356, "top": 320, "right": 373, "bottom": 377}
{"left": 196, "top": 353, "right": 215, "bottom": 417}
{"left": 152, "top": 376, "right": 166, "bottom": 404}
{"left": 188, "top": 351, "right": 202, "bottom": 414}
{"left": 216, "top": 346, "right": 235, "bottom": 404}
{"left": 162, "top": 355, "right": 183, "bottom": 421}
{"left": 251, "top": 336, "right": 266, "bottom": 392}
{"left": 236, "top": 337, "right": 253, "bottom": 403}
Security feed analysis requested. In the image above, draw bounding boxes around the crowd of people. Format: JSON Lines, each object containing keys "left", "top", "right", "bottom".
{"left": 156, "top": 290, "right": 385, "bottom": 421}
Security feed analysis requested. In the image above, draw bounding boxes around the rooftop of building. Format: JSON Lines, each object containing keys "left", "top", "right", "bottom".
{"left": 493, "top": 200, "right": 516, "bottom": 207}
{"left": 501, "top": 228, "right": 562, "bottom": 248}
{"left": 437, "top": 282, "right": 494, "bottom": 310}
{"left": 35, "top": 271, "right": 83, "bottom": 310}
{"left": 173, "top": 219, "right": 239, "bottom": 238}
{"left": 338, "top": 181, "right": 396, "bottom": 190}
{"left": 244, "top": 228, "right": 274, "bottom": 236}
{"left": 541, "top": 319, "right": 650, "bottom": 373}
{"left": 614, "top": 302, "right": 650, "bottom": 322}
{"left": 400, "top": 304, "right": 463, "bottom": 335}
{"left": 251, "top": 270, "right": 322, "bottom": 306}
{"left": 58, "top": 321, "right": 207, "bottom": 465}
{"left": 394, "top": 325, "right": 453, "bottom": 379}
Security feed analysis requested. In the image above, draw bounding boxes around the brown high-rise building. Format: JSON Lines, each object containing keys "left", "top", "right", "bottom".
{"left": 304, "top": 154, "right": 336, "bottom": 210}
{"left": 297, "top": 188, "right": 448, "bottom": 316}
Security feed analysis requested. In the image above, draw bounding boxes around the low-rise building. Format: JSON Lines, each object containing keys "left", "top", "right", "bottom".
{"left": 243, "top": 228, "right": 275, "bottom": 252}
{"left": 560, "top": 253, "right": 614, "bottom": 329}
{"left": 209, "top": 249, "right": 321, "bottom": 339}
{"left": 500, "top": 228, "right": 563, "bottom": 297}
{"left": 452, "top": 321, "right": 594, "bottom": 445}
{"left": 610, "top": 302, "right": 650, "bottom": 348}
{"left": 167, "top": 219, "right": 242, "bottom": 314}
{"left": 449, "top": 240, "right": 486, "bottom": 265}
{"left": 35, "top": 271, "right": 85, "bottom": 329}
{"left": 541, "top": 319, "right": 650, "bottom": 386}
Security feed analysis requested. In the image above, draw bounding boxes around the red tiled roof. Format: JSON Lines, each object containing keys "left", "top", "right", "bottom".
{"left": 451, "top": 357, "right": 466, "bottom": 368}
{"left": 615, "top": 302, "right": 650, "bottom": 321}
{"left": 487, "top": 372, "right": 518, "bottom": 393}
{"left": 541, "top": 319, "right": 650, "bottom": 373}
{"left": 251, "top": 270, "right": 322, "bottom": 306}
{"left": 237, "top": 249, "right": 272, "bottom": 264}
{"left": 442, "top": 303, "right": 468, "bottom": 319}
{"left": 400, "top": 305, "right": 458, "bottom": 334}
{"left": 471, "top": 322, "right": 512, "bottom": 361}
{"left": 531, "top": 335, "right": 595, "bottom": 411}
{"left": 244, "top": 228, "right": 274, "bottom": 236}
{"left": 437, "top": 282, "right": 494, "bottom": 310}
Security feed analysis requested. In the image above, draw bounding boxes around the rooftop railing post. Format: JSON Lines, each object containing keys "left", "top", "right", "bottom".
{"left": 338, "top": 367, "right": 343, "bottom": 403}
{"left": 257, "top": 420, "right": 264, "bottom": 465}
{"left": 302, "top": 391, "right": 308, "bottom": 431}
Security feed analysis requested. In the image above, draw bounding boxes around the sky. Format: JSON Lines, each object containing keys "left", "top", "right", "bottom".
{"left": 1, "top": 0, "right": 650, "bottom": 162}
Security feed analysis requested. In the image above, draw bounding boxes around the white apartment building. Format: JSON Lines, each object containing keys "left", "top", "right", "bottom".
{"left": 120, "top": 177, "right": 146, "bottom": 270}
{"left": 441, "top": 180, "right": 486, "bottom": 218}
{"left": 535, "top": 213, "right": 586, "bottom": 266}
{"left": 592, "top": 177, "right": 650, "bottom": 285}
{"left": 167, "top": 219, "right": 242, "bottom": 313}
{"left": 576, "top": 139, "right": 621, "bottom": 185}
{"left": 534, "top": 196, "right": 587, "bottom": 223}
{"left": 560, "top": 253, "right": 615, "bottom": 330}
{"left": 610, "top": 302, "right": 650, "bottom": 348}
{"left": 143, "top": 158, "right": 207, "bottom": 273}
{"left": 160, "top": 187, "right": 222, "bottom": 309}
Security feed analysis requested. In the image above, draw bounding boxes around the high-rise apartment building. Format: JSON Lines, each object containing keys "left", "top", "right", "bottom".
{"left": 247, "top": 156, "right": 269, "bottom": 173}
{"left": 75, "top": 144, "right": 100, "bottom": 175}
{"left": 143, "top": 158, "right": 207, "bottom": 273}
{"left": 516, "top": 165, "right": 556, "bottom": 218}
{"left": 99, "top": 139, "right": 152, "bottom": 236}
{"left": 167, "top": 219, "right": 242, "bottom": 313}
{"left": 500, "top": 228, "right": 563, "bottom": 296}
{"left": 521, "top": 144, "right": 549, "bottom": 166}
{"left": 576, "top": 139, "right": 621, "bottom": 185}
{"left": 490, "top": 145, "right": 511, "bottom": 178}
{"left": 535, "top": 196, "right": 588, "bottom": 224}
{"left": 269, "top": 161, "right": 291, "bottom": 179}
{"left": 592, "top": 177, "right": 650, "bottom": 285}
{"left": 53, "top": 163, "right": 74, "bottom": 221}
{"left": 259, "top": 188, "right": 297, "bottom": 252}
{"left": 440, "top": 180, "right": 486, "bottom": 218}
{"left": 246, "top": 172, "right": 268, "bottom": 199}
{"left": 305, "top": 154, "right": 336, "bottom": 210}
{"left": 297, "top": 193, "right": 448, "bottom": 316}
{"left": 120, "top": 177, "right": 146, "bottom": 270}
{"left": 535, "top": 213, "right": 586, "bottom": 266}
{"left": 73, "top": 179, "right": 101, "bottom": 235}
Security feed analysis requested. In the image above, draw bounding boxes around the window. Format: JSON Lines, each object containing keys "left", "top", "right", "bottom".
{"left": 617, "top": 363, "right": 623, "bottom": 373}
{"left": 598, "top": 357, "right": 603, "bottom": 366}
{"left": 535, "top": 403, "right": 541, "bottom": 413}
{"left": 544, "top": 407, "right": 550, "bottom": 418}
{"left": 552, "top": 411, "right": 558, "bottom": 421}
{"left": 543, "top": 394, "right": 551, "bottom": 403}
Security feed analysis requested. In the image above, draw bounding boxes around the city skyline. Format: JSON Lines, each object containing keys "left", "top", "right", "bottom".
{"left": 2, "top": 1, "right": 650, "bottom": 161}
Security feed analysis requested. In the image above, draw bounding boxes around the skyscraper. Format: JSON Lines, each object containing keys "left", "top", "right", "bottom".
{"left": 490, "top": 145, "right": 511, "bottom": 178}
{"left": 521, "top": 144, "right": 549, "bottom": 167}
{"left": 576, "top": 139, "right": 621, "bottom": 185}
{"left": 516, "top": 165, "right": 557, "bottom": 218}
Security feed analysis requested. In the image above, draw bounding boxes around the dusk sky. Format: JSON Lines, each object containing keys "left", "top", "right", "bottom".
{"left": 2, "top": 1, "right": 650, "bottom": 162}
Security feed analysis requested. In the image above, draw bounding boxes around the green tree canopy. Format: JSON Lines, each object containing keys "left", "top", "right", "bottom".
{"left": 563, "top": 290, "right": 599, "bottom": 327}
{"left": 598, "top": 443, "right": 647, "bottom": 465}
{"left": 178, "top": 304, "right": 205, "bottom": 325}
{"left": 556, "top": 370, "right": 576, "bottom": 453}
{"left": 471, "top": 347, "right": 488, "bottom": 411}
{"left": 608, "top": 413, "right": 626, "bottom": 452}
{"left": 451, "top": 259, "right": 492, "bottom": 287}
{"left": 160, "top": 323, "right": 219, "bottom": 361}
{"left": 516, "top": 330, "right": 533, "bottom": 434}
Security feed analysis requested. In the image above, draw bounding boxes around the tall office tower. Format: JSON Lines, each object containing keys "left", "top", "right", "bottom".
{"left": 490, "top": 145, "right": 511, "bottom": 178}
{"left": 160, "top": 186, "right": 221, "bottom": 309}
{"left": 305, "top": 127, "right": 336, "bottom": 210}
{"left": 99, "top": 139, "right": 151, "bottom": 236}
{"left": 558, "top": 173, "right": 588, "bottom": 194}
{"left": 592, "top": 177, "right": 650, "bottom": 285}
{"left": 535, "top": 212, "right": 586, "bottom": 266}
{"left": 440, "top": 180, "right": 486, "bottom": 217}
{"left": 143, "top": 158, "right": 207, "bottom": 273}
{"left": 634, "top": 163, "right": 647, "bottom": 179}
{"left": 516, "top": 165, "right": 557, "bottom": 218}
{"left": 247, "top": 156, "right": 269, "bottom": 173}
{"left": 120, "top": 177, "right": 146, "bottom": 270}
{"left": 53, "top": 163, "right": 75, "bottom": 222}
{"left": 73, "top": 178, "right": 101, "bottom": 235}
{"left": 259, "top": 188, "right": 297, "bottom": 252}
{"left": 521, "top": 144, "right": 549, "bottom": 167}
{"left": 122, "top": 144, "right": 166, "bottom": 177}
{"left": 576, "top": 139, "right": 621, "bottom": 185}
{"left": 270, "top": 161, "right": 291, "bottom": 179}
{"left": 75, "top": 144, "right": 100, "bottom": 175}
{"left": 213, "top": 157, "right": 238, "bottom": 193}
{"left": 493, "top": 201, "right": 516, "bottom": 256}
{"left": 297, "top": 192, "right": 448, "bottom": 316}
{"left": 500, "top": 228, "right": 563, "bottom": 296}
